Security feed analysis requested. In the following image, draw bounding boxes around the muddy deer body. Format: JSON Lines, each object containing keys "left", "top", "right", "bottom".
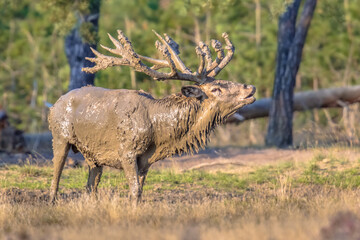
{"left": 49, "top": 30, "right": 256, "bottom": 203}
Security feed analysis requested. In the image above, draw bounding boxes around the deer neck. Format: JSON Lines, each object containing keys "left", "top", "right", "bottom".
{"left": 149, "top": 96, "right": 222, "bottom": 162}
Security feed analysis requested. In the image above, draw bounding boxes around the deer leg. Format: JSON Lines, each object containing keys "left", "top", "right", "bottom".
{"left": 86, "top": 165, "right": 103, "bottom": 194}
{"left": 137, "top": 155, "right": 151, "bottom": 194}
{"left": 122, "top": 159, "right": 141, "bottom": 206}
{"left": 49, "top": 138, "right": 70, "bottom": 203}
{"left": 139, "top": 168, "right": 149, "bottom": 193}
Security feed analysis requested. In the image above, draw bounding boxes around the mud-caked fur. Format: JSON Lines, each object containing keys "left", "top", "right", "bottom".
{"left": 49, "top": 80, "right": 255, "bottom": 204}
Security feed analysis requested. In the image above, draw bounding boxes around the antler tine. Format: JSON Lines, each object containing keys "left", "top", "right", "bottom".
{"left": 205, "top": 39, "right": 224, "bottom": 73}
{"left": 117, "top": 30, "right": 141, "bottom": 64}
{"left": 164, "top": 33, "right": 180, "bottom": 55}
{"left": 82, "top": 47, "right": 130, "bottom": 74}
{"left": 208, "top": 32, "right": 235, "bottom": 78}
{"left": 107, "top": 33, "right": 124, "bottom": 52}
{"left": 198, "top": 41, "right": 212, "bottom": 72}
{"left": 138, "top": 55, "right": 169, "bottom": 70}
{"left": 136, "top": 32, "right": 180, "bottom": 70}
{"left": 100, "top": 44, "right": 121, "bottom": 56}
{"left": 152, "top": 30, "right": 192, "bottom": 74}
{"left": 195, "top": 45, "right": 206, "bottom": 76}
{"left": 155, "top": 40, "right": 177, "bottom": 78}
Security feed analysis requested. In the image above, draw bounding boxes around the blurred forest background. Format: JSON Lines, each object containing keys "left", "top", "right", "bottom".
{"left": 0, "top": 0, "right": 359, "bottom": 147}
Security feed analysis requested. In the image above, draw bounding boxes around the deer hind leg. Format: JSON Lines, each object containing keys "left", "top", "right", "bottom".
{"left": 86, "top": 165, "right": 103, "bottom": 194}
{"left": 139, "top": 170, "right": 148, "bottom": 189}
{"left": 49, "top": 137, "right": 70, "bottom": 203}
{"left": 137, "top": 154, "right": 152, "bottom": 195}
{"left": 138, "top": 165, "right": 149, "bottom": 194}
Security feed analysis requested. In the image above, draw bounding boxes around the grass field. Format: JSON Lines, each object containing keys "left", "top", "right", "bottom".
{"left": 1, "top": 148, "right": 360, "bottom": 239}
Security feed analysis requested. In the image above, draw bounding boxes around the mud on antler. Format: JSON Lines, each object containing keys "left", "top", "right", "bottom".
{"left": 82, "top": 30, "right": 235, "bottom": 84}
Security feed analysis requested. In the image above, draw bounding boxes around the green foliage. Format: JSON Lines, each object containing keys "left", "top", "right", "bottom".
{"left": 80, "top": 22, "right": 99, "bottom": 44}
{"left": 269, "top": 0, "right": 296, "bottom": 18}
{"left": 43, "top": 0, "right": 101, "bottom": 37}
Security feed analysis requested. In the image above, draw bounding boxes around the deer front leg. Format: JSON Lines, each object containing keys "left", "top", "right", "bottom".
{"left": 122, "top": 158, "right": 141, "bottom": 206}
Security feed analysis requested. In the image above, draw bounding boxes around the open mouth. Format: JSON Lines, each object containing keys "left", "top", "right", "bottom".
{"left": 242, "top": 94, "right": 254, "bottom": 100}
{"left": 239, "top": 86, "right": 256, "bottom": 100}
{"left": 238, "top": 87, "right": 256, "bottom": 107}
{"left": 242, "top": 95, "right": 256, "bottom": 104}
{"left": 240, "top": 90, "right": 256, "bottom": 100}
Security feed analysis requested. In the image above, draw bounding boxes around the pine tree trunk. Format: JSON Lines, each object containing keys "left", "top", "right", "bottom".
{"left": 265, "top": 0, "right": 317, "bottom": 148}
{"left": 65, "top": 7, "right": 100, "bottom": 91}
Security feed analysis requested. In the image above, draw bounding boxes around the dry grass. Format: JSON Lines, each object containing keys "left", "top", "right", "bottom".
{"left": 1, "top": 186, "right": 360, "bottom": 240}
{"left": 2, "top": 147, "right": 360, "bottom": 240}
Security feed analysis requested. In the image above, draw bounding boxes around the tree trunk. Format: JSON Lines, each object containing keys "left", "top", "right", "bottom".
{"left": 228, "top": 85, "right": 360, "bottom": 122}
{"left": 265, "top": 0, "right": 317, "bottom": 148}
{"left": 66, "top": 9, "right": 100, "bottom": 91}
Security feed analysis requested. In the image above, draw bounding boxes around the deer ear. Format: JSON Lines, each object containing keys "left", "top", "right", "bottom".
{"left": 181, "top": 86, "right": 206, "bottom": 100}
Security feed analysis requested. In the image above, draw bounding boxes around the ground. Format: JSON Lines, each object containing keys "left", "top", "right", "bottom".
{"left": 1, "top": 145, "right": 357, "bottom": 171}
{"left": 1, "top": 146, "right": 360, "bottom": 239}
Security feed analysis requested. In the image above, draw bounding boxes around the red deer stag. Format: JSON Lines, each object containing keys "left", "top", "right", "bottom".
{"left": 49, "top": 30, "right": 256, "bottom": 204}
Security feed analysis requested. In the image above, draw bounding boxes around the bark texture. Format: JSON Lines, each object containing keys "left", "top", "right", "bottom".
{"left": 266, "top": 0, "right": 317, "bottom": 148}
{"left": 228, "top": 85, "right": 360, "bottom": 122}
{"left": 66, "top": 7, "right": 100, "bottom": 91}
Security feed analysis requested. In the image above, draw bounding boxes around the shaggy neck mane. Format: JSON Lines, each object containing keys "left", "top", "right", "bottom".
{"left": 148, "top": 93, "right": 225, "bottom": 163}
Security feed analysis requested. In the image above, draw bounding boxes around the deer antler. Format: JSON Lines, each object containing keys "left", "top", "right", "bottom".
{"left": 82, "top": 30, "right": 235, "bottom": 84}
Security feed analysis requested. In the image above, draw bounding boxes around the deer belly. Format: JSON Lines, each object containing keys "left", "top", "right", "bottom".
{"left": 71, "top": 121, "right": 120, "bottom": 164}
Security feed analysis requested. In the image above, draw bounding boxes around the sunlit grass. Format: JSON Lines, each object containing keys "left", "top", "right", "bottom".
{"left": 1, "top": 150, "right": 360, "bottom": 192}
{"left": 1, "top": 149, "right": 360, "bottom": 239}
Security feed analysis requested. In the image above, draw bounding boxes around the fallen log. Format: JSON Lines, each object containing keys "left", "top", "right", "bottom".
{"left": 229, "top": 85, "right": 360, "bottom": 122}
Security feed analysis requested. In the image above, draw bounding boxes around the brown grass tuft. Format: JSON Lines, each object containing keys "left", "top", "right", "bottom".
{"left": 1, "top": 186, "right": 360, "bottom": 240}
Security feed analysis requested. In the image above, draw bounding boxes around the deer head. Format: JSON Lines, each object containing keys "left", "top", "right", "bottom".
{"left": 181, "top": 81, "right": 255, "bottom": 119}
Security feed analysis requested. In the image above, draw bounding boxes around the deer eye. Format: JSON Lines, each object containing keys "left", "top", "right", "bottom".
{"left": 211, "top": 88, "right": 222, "bottom": 93}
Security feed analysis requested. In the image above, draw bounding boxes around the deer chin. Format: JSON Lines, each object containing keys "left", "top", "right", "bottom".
{"left": 223, "top": 97, "right": 256, "bottom": 119}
